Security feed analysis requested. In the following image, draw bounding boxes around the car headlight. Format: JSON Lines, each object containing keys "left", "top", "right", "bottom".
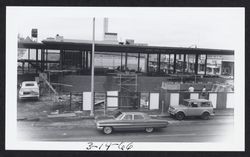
{"left": 96, "top": 122, "right": 100, "bottom": 127}
{"left": 19, "top": 89, "right": 23, "bottom": 95}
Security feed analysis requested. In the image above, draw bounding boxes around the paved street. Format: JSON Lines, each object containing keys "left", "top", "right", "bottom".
{"left": 17, "top": 115, "right": 234, "bottom": 142}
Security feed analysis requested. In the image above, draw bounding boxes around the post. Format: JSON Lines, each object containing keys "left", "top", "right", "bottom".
{"left": 28, "top": 49, "right": 30, "bottom": 72}
{"left": 157, "top": 53, "right": 161, "bottom": 73}
{"left": 183, "top": 54, "right": 186, "bottom": 73}
{"left": 161, "top": 100, "right": 164, "bottom": 115}
{"left": 90, "top": 17, "right": 95, "bottom": 117}
{"left": 137, "top": 53, "right": 140, "bottom": 72}
{"left": 204, "top": 54, "right": 207, "bottom": 75}
{"left": 173, "top": 53, "right": 176, "bottom": 74}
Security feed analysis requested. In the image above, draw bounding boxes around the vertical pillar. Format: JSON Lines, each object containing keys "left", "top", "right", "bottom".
{"left": 157, "top": 53, "right": 161, "bottom": 73}
{"left": 28, "top": 49, "right": 30, "bottom": 72}
{"left": 79, "top": 51, "right": 82, "bottom": 69}
{"left": 81, "top": 51, "right": 84, "bottom": 70}
{"left": 173, "top": 53, "right": 176, "bottom": 74}
{"left": 194, "top": 54, "right": 199, "bottom": 75}
{"left": 41, "top": 49, "right": 43, "bottom": 71}
{"left": 36, "top": 49, "right": 38, "bottom": 73}
{"left": 204, "top": 54, "right": 207, "bottom": 75}
{"left": 183, "top": 54, "right": 186, "bottom": 73}
{"left": 121, "top": 53, "right": 123, "bottom": 71}
{"left": 46, "top": 49, "right": 48, "bottom": 70}
{"left": 137, "top": 53, "right": 140, "bottom": 72}
{"left": 86, "top": 51, "right": 88, "bottom": 70}
{"left": 168, "top": 53, "right": 171, "bottom": 74}
{"left": 125, "top": 52, "right": 128, "bottom": 70}
{"left": 146, "top": 53, "right": 149, "bottom": 74}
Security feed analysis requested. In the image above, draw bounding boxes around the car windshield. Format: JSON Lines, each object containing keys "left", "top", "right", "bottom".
{"left": 113, "top": 111, "right": 122, "bottom": 118}
{"left": 25, "top": 83, "right": 35, "bottom": 86}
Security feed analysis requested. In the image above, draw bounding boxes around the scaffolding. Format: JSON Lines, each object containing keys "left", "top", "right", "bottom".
{"left": 113, "top": 72, "right": 139, "bottom": 109}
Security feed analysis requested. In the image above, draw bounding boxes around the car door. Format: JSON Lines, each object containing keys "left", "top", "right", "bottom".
{"left": 200, "top": 102, "right": 213, "bottom": 115}
{"left": 132, "top": 114, "right": 147, "bottom": 129}
{"left": 187, "top": 102, "right": 200, "bottom": 116}
{"left": 116, "top": 114, "right": 133, "bottom": 130}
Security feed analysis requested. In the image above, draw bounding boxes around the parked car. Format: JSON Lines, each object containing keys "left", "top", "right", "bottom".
{"left": 168, "top": 99, "right": 215, "bottom": 120}
{"left": 95, "top": 111, "right": 169, "bottom": 134}
{"left": 19, "top": 81, "right": 40, "bottom": 100}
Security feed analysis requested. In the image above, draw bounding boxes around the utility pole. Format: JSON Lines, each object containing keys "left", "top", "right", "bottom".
{"left": 90, "top": 17, "right": 95, "bottom": 117}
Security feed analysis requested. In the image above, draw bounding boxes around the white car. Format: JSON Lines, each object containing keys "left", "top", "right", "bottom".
{"left": 168, "top": 99, "right": 215, "bottom": 120}
{"left": 19, "top": 81, "right": 40, "bottom": 100}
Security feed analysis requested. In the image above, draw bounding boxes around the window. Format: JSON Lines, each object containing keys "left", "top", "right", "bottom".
{"left": 134, "top": 114, "right": 144, "bottom": 120}
{"left": 191, "top": 102, "right": 198, "bottom": 107}
{"left": 123, "top": 114, "right": 132, "bottom": 120}
{"left": 25, "top": 83, "right": 35, "bottom": 87}
{"left": 200, "top": 102, "right": 211, "bottom": 107}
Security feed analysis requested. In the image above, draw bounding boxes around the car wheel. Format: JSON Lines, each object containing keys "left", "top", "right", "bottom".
{"left": 175, "top": 112, "right": 185, "bottom": 120}
{"left": 145, "top": 127, "right": 154, "bottom": 133}
{"left": 201, "top": 112, "right": 210, "bottom": 120}
{"left": 103, "top": 126, "right": 113, "bottom": 134}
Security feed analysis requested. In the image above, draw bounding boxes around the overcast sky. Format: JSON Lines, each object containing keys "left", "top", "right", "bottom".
{"left": 8, "top": 7, "right": 244, "bottom": 49}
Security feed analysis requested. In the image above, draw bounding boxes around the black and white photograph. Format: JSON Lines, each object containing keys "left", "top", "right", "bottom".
{"left": 5, "top": 7, "right": 245, "bottom": 151}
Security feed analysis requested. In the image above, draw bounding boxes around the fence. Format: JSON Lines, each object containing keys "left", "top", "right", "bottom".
{"left": 165, "top": 91, "right": 234, "bottom": 110}
{"left": 80, "top": 90, "right": 234, "bottom": 113}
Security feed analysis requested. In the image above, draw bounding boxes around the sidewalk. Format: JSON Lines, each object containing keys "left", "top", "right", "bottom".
{"left": 17, "top": 108, "right": 234, "bottom": 122}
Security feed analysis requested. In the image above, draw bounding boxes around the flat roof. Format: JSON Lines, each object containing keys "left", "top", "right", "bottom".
{"left": 18, "top": 40, "right": 234, "bottom": 55}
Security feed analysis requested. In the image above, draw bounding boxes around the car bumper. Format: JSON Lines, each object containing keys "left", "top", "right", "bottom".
{"left": 19, "top": 95, "right": 39, "bottom": 99}
{"left": 96, "top": 126, "right": 103, "bottom": 130}
{"left": 168, "top": 110, "right": 176, "bottom": 115}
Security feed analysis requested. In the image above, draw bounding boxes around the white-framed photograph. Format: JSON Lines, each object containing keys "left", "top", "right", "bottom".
{"left": 6, "top": 7, "right": 245, "bottom": 151}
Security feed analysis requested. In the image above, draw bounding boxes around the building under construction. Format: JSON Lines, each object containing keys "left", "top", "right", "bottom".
{"left": 17, "top": 18, "right": 234, "bottom": 111}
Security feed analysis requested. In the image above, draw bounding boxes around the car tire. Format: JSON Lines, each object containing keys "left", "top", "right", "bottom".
{"left": 103, "top": 126, "right": 113, "bottom": 135}
{"left": 201, "top": 112, "right": 210, "bottom": 120}
{"left": 145, "top": 127, "right": 154, "bottom": 133}
{"left": 175, "top": 112, "right": 185, "bottom": 120}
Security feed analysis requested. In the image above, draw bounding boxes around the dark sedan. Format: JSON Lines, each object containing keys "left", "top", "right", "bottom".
{"left": 95, "top": 111, "right": 169, "bottom": 134}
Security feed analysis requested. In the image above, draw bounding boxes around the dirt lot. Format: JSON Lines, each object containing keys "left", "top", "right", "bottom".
{"left": 17, "top": 94, "right": 83, "bottom": 119}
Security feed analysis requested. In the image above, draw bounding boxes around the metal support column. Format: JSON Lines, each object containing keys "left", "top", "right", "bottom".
{"left": 204, "top": 54, "right": 207, "bottom": 75}
{"left": 121, "top": 53, "right": 123, "bottom": 71}
{"left": 137, "top": 53, "right": 140, "bottom": 72}
{"left": 183, "top": 54, "right": 186, "bottom": 73}
{"left": 194, "top": 54, "right": 199, "bottom": 75}
{"left": 46, "top": 49, "right": 48, "bottom": 70}
{"left": 86, "top": 51, "right": 88, "bottom": 70}
{"left": 173, "top": 53, "right": 176, "bottom": 74}
{"left": 157, "top": 53, "right": 161, "bottom": 73}
{"left": 168, "top": 53, "right": 171, "bottom": 74}
{"left": 28, "top": 49, "right": 30, "bottom": 72}
{"left": 36, "top": 49, "right": 38, "bottom": 74}
{"left": 146, "top": 53, "right": 149, "bottom": 74}
{"left": 125, "top": 52, "right": 128, "bottom": 70}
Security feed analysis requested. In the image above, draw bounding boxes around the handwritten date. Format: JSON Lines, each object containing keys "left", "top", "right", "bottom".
{"left": 85, "top": 142, "right": 133, "bottom": 151}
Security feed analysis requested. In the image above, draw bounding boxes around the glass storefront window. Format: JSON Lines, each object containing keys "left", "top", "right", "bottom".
{"left": 148, "top": 54, "right": 157, "bottom": 73}
{"left": 139, "top": 54, "right": 146, "bottom": 73}
{"left": 127, "top": 53, "right": 138, "bottom": 72}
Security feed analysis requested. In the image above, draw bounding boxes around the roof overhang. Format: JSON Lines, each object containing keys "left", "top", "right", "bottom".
{"left": 18, "top": 41, "right": 234, "bottom": 55}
